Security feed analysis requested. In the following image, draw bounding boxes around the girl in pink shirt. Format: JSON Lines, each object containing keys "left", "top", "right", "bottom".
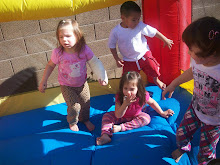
{"left": 96, "top": 71, "right": 174, "bottom": 145}
{"left": 39, "top": 19, "right": 107, "bottom": 132}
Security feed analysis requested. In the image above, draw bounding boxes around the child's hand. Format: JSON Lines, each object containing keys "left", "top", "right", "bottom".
{"left": 98, "top": 79, "right": 107, "bottom": 86}
{"left": 162, "top": 84, "right": 175, "bottom": 100}
{"left": 115, "top": 57, "right": 124, "bottom": 67}
{"left": 123, "top": 94, "right": 136, "bottom": 106}
{"left": 163, "top": 38, "right": 174, "bottom": 50}
{"left": 161, "top": 109, "right": 174, "bottom": 118}
{"left": 38, "top": 82, "right": 47, "bottom": 93}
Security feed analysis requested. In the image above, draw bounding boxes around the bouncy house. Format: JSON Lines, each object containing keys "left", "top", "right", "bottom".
{"left": 0, "top": 0, "right": 219, "bottom": 165}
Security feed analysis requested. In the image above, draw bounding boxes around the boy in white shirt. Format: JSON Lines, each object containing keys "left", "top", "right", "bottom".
{"left": 108, "top": 1, "right": 173, "bottom": 90}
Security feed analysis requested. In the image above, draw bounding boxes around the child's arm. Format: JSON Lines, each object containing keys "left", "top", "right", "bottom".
{"left": 115, "top": 95, "right": 136, "bottom": 118}
{"left": 155, "top": 31, "right": 174, "bottom": 50}
{"left": 162, "top": 67, "right": 193, "bottom": 99}
{"left": 38, "top": 60, "right": 56, "bottom": 93}
{"left": 87, "top": 55, "right": 108, "bottom": 85}
{"left": 115, "top": 102, "right": 128, "bottom": 118}
{"left": 110, "top": 48, "right": 124, "bottom": 67}
{"left": 147, "top": 97, "right": 174, "bottom": 118}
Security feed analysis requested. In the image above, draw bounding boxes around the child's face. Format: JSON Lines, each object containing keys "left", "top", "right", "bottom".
{"left": 58, "top": 24, "right": 77, "bottom": 49}
{"left": 121, "top": 12, "right": 141, "bottom": 29}
{"left": 188, "top": 45, "right": 216, "bottom": 66}
{"left": 123, "top": 80, "right": 138, "bottom": 98}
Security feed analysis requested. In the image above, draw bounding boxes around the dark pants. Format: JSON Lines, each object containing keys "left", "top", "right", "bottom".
{"left": 60, "top": 81, "right": 90, "bottom": 125}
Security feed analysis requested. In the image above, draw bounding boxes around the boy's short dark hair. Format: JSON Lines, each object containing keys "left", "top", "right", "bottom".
{"left": 120, "top": 1, "right": 141, "bottom": 17}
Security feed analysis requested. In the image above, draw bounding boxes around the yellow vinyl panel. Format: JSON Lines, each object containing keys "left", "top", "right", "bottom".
{"left": 0, "top": 0, "right": 131, "bottom": 22}
{"left": 0, "top": 79, "right": 120, "bottom": 117}
{"left": 179, "top": 70, "right": 194, "bottom": 95}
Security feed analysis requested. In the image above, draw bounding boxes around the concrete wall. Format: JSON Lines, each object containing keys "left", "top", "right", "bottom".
{"left": 0, "top": 0, "right": 219, "bottom": 96}
{"left": 192, "top": 0, "right": 220, "bottom": 21}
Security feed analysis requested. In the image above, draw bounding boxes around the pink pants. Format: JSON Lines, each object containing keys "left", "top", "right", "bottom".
{"left": 101, "top": 111, "right": 151, "bottom": 136}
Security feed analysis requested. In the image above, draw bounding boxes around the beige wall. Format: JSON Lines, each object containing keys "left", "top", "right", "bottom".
{"left": 0, "top": 0, "right": 219, "bottom": 97}
{"left": 192, "top": 0, "right": 220, "bottom": 21}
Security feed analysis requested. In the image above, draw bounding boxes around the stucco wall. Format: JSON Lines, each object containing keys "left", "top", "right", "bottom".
{"left": 192, "top": 0, "right": 220, "bottom": 21}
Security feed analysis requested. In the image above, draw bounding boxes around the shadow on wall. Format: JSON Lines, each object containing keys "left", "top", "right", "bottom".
{"left": 0, "top": 67, "right": 63, "bottom": 117}
{"left": 0, "top": 67, "right": 38, "bottom": 97}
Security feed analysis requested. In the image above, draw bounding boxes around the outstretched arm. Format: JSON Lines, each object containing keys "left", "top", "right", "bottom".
{"left": 38, "top": 60, "right": 56, "bottom": 93}
{"left": 147, "top": 97, "right": 174, "bottom": 118}
{"left": 155, "top": 31, "right": 174, "bottom": 50}
{"left": 162, "top": 67, "right": 193, "bottom": 100}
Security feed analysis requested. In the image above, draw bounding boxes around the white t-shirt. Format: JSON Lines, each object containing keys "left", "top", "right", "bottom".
{"left": 191, "top": 59, "right": 220, "bottom": 125}
{"left": 108, "top": 21, "right": 157, "bottom": 61}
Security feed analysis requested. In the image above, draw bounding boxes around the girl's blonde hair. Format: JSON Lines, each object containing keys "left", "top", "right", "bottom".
{"left": 56, "top": 19, "right": 86, "bottom": 56}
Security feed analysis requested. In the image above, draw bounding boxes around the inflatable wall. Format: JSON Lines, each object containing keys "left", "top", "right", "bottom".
{"left": 142, "top": 0, "right": 191, "bottom": 85}
{"left": 0, "top": 0, "right": 130, "bottom": 22}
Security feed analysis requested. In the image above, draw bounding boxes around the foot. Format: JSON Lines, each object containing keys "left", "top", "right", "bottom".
{"left": 96, "top": 134, "right": 111, "bottom": 145}
{"left": 172, "top": 149, "right": 183, "bottom": 163}
{"left": 153, "top": 77, "right": 166, "bottom": 90}
{"left": 112, "top": 125, "right": 122, "bottom": 133}
{"left": 84, "top": 120, "right": 95, "bottom": 131}
{"left": 69, "top": 124, "right": 79, "bottom": 131}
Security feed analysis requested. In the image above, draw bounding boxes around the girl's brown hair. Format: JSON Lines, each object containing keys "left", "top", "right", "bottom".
{"left": 56, "top": 19, "right": 86, "bottom": 56}
{"left": 117, "top": 71, "right": 146, "bottom": 106}
{"left": 182, "top": 16, "right": 220, "bottom": 58}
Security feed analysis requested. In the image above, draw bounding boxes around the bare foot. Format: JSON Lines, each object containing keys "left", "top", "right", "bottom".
{"left": 69, "top": 124, "right": 79, "bottom": 131}
{"left": 84, "top": 120, "right": 95, "bottom": 131}
{"left": 153, "top": 77, "right": 166, "bottom": 90}
{"left": 112, "top": 125, "right": 122, "bottom": 133}
{"left": 172, "top": 149, "right": 183, "bottom": 163}
{"left": 96, "top": 134, "right": 111, "bottom": 145}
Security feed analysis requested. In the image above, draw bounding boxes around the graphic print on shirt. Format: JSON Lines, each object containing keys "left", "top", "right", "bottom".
{"left": 59, "top": 60, "right": 82, "bottom": 83}
{"left": 192, "top": 67, "right": 220, "bottom": 116}
{"left": 69, "top": 62, "right": 81, "bottom": 78}
{"left": 59, "top": 60, "right": 72, "bottom": 81}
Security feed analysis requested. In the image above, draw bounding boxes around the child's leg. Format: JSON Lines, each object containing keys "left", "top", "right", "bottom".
{"left": 140, "top": 51, "right": 166, "bottom": 90}
{"left": 77, "top": 82, "right": 95, "bottom": 131}
{"left": 84, "top": 120, "right": 95, "bottom": 132}
{"left": 96, "top": 133, "right": 112, "bottom": 146}
{"left": 122, "top": 61, "right": 139, "bottom": 75}
{"left": 113, "top": 112, "right": 151, "bottom": 132}
{"left": 173, "top": 106, "right": 201, "bottom": 162}
{"left": 96, "top": 111, "right": 119, "bottom": 145}
{"left": 60, "top": 85, "right": 80, "bottom": 131}
{"left": 69, "top": 124, "right": 79, "bottom": 131}
{"left": 101, "top": 111, "right": 119, "bottom": 136}
{"left": 153, "top": 77, "right": 166, "bottom": 90}
{"left": 197, "top": 124, "right": 220, "bottom": 164}
{"left": 171, "top": 148, "right": 184, "bottom": 163}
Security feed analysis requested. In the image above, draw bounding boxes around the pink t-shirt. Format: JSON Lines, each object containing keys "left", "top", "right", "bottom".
{"left": 115, "top": 91, "right": 150, "bottom": 118}
{"left": 51, "top": 45, "right": 94, "bottom": 87}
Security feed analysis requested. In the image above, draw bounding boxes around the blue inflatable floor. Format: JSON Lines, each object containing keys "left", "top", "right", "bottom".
{"left": 0, "top": 85, "right": 219, "bottom": 165}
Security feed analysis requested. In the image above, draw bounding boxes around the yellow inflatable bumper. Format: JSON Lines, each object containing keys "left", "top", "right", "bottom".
{"left": 0, "top": 0, "right": 130, "bottom": 22}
